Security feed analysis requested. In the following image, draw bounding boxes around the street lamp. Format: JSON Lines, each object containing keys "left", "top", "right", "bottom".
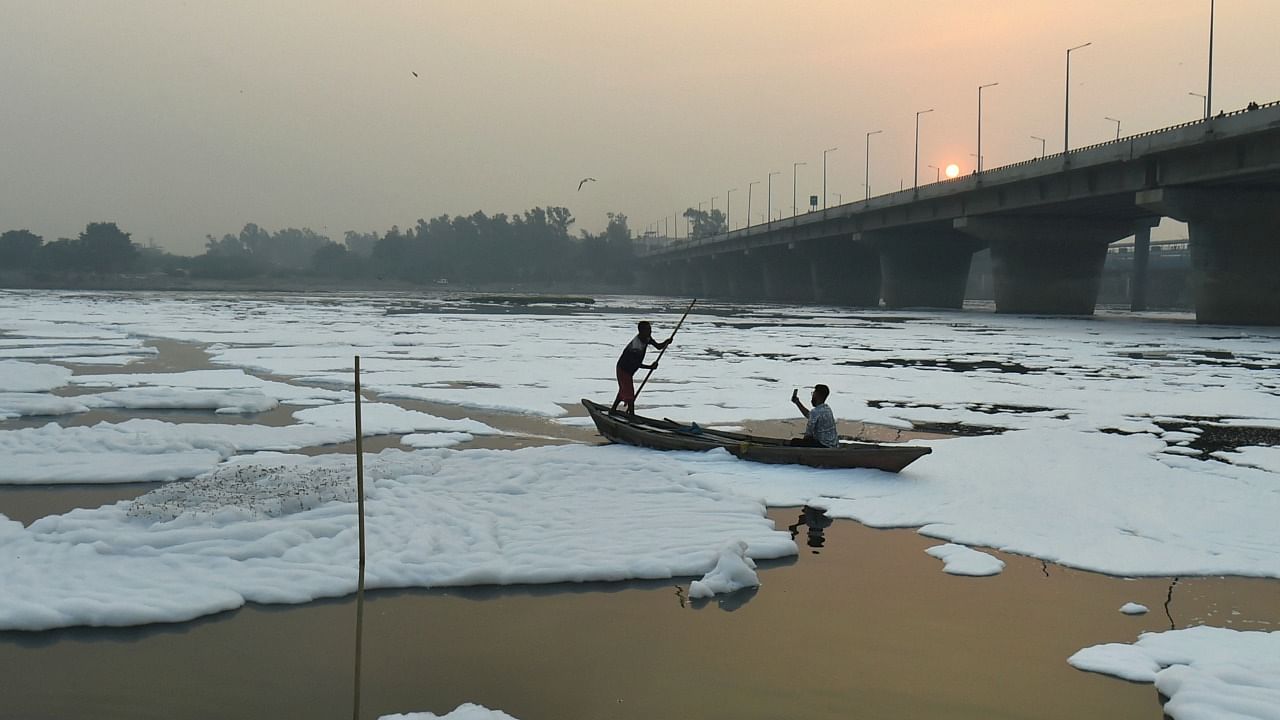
{"left": 1031, "top": 135, "right": 1046, "bottom": 158}
{"left": 1207, "top": 0, "right": 1215, "bottom": 119}
{"left": 927, "top": 164, "right": 941, "bottom": 182}
{"left": 1105, "top": 116, "right": 1121, "bottom": 140}
{"left": 1189, "top": 91, "right": 1208, "bottom": 119}
{"left": 914, "top": 109, "right": 933, "bottom": 190}
{"left": 822, "top": 147, "right": 838, "bottom": 208}
{"left": 746, "top": 181, "right": 759, "bottom": 229}
{"left": 977, "top": 84, "right": 997, "bottom": 173}
{"left": 766, "top": 171, "right": 779, "bottom": 225}
{"left": 792, "top": 162, "right": 806, "bottom": 217}
{"left": 864, "top": 130, "right": 882, "bottom": 201}
{"left": 1065, "top": 42, "right": 1092, "bottom": 153}
{"left": 726, "top": 188, "right": 736, "bottom": 231}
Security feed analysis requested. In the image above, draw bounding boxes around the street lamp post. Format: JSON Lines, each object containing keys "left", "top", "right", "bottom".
{"left": 792, "top": 162, "right": 806, "bottom": 217}
{"left": 1189, "top": 91, "right": 1208, "bottom": 119}
{"left": 977, "top": 83, "right": 997, "bottom": 173}
{"left": 767, "top": 171, "right": 779, "bottom": 225}
{"left": 746, "top": 181, "right": 759, "bottom": 229}
{"left": 822, "top": 147, "right": 838, "bottom": 208}
{"left": 864, "top": 130, "right": 882, "bottom": 201}
{"left": 927, "top": 164, "right": 941, "bottom": 182}
{"left": 1207, "top": 0, "right": 1215, "bottom": 119}
{"left": 1065, "top": 42, "right": 1092, "bottom": 154}
{"left": 914, "top": 109, "right": 933, "bottom": 190}
{"left": 1031, "top": 135, "right": 1046, "bottom": 158}
{"left": 1105, "top": 116, "right": 1121, "bottom": 140}
{"left": 726, "top": 188, "right": 736, "bottom": 231}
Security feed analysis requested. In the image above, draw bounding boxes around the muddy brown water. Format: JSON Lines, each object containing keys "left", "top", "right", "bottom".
{"left": 4, "top": 513, "right": 1278, "bottom": 720}
{"left": 2, "top": 338, "right": 1278, "bottom": 719}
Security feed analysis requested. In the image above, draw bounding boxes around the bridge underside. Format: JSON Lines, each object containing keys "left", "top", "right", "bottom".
{"left": 1138, "top": 188, "right": 1280, "bottom": 325}
{"left": 955, "top": 216, "right": 1153, "bottom": 315}
{"left": 865, "top": 227, "right": 980, "bottom": 310}
{"left": 653, "top": 238, "right": 880, "bottom": 306}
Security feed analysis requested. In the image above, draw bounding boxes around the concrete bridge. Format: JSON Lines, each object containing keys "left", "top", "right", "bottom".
{"left": 640, "top": 101, "right": 1280, "bottom": 325}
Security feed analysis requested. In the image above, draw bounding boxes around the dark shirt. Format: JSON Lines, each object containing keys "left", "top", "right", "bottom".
{"left": 617, "top": 334, "right": 654, "bottom": 374}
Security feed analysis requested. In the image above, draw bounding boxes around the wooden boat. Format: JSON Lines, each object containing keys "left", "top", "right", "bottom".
{"left": 581, "top": 399, "right": 931, "bottom": 472}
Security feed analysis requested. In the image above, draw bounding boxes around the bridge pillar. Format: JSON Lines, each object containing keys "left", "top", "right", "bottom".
{"left": 645, "top": 263, "right": 678, "bottom": 296}
{"left": 866, "top": 228, "right": 980, "bottom": 309}
{"left": 724, "top": 251, "right": 766, "bottom": 300}
{"left": 1137, "top": 188, "right": 1280, "bottom": 325}
{"left": 758, "top": 245, "right": 815, "bottom": 302}
{"left": 667, "top": 261, "right": 693, "bottom": 297}
{"left": 808, "top": 237, "right": 881, "bottom": 306}
{"left": 695, "top": 257, "right": 730, "bottom": 298}
{"left": 1131, "top": 224, "right": 1151, "bottom": 312}
{"left": 954, "top": 216, "right": 1140, "bottom": 315}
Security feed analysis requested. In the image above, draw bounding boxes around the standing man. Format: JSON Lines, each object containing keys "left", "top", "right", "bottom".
{"left": 612, "top": 320, "right": 671, "bottom": 414}
{"left": 790, "top": 384, "right": 838, "bottom": 447}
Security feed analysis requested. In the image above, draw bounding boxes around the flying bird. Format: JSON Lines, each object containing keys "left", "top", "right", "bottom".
{"left": 411, "top": 71, "right": 419, "bottom": 77}
{"left": 578, "top": 177, "right": 596, "bottom": 191}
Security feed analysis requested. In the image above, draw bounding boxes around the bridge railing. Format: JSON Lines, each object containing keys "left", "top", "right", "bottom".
{"left": 641, "top": 101, "right": 1279, "bottom": 257}
{"left": 919, "top": 100, "right": 1280, "bottom": 187}
{"left": 901, "top": 101, "right": 1280, "bottom": 192}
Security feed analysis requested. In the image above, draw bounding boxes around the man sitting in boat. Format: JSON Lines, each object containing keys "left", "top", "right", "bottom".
{"left": 611, "top": 320, "right": 671, "bottom": 414}
{"left": 790, "top": 384, "right": 838, "bottom": 448}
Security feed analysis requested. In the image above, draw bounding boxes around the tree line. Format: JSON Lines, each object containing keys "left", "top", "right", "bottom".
{"left": 0, "top": 208, "right": 640, "bottom": 287}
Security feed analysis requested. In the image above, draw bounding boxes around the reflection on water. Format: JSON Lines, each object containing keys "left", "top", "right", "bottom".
{"left": 787, "top": 506, "right": 833, "bottom": 554}
{"left": 7, "top": 513, "right": 1280, "bottom": 719}
{"left": 690, "top": 586, "right": 758, "bottom": 613}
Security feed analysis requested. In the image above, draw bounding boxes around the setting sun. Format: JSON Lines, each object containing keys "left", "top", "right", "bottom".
{"left": 945, "top": 163, "right": 961, "bottom": 179}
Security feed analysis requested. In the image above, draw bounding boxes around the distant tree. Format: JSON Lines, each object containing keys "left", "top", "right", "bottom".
{"left": 194, "top": 227, "right": 263, "bottom": 278}
{"left": 370, "top": 225, "right": 414, "bottom": 280}
{"left": 31, "top": 237, "right": 86, "bottom": 273}
{"left": 237, "top": 223, "right": 271, "bottom": 257}
{"left": 602, "top": 212, "right": 631, "bottom": 244}
{"left": 343, "top": 230, "right": 380, "bottom": 258}
{"left": 682, "top": 208, "right": 726, "bottom": 239}
{"left": 0, "top": 229, "right": 43, "bottom": 270}
{"left": 578, "top": 212, "right": 635, "bottom": 284}
{"left": 189, "top": 251, "right": 260, "bottom": 279}
{"left": 310, "top": 241, "right": 363, "bottom": 279}
{"left": 511, "top": 206, "right": 575, "bottom": 280}
{"left": 78, "top": 222, "right": 137, "bottom": 273}
{"left": 265, "top": 227, "right": 329, "bottom": 270}
{"left": 205, "top": 232, "right": 249, "bottom": 257}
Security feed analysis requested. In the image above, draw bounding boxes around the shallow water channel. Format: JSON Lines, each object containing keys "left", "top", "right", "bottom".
{"left": 4, "top": 504, "right": 1278, "bottom": 720}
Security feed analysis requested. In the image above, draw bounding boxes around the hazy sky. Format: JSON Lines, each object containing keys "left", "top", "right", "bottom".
{"left": 3, "top": 1, "right": 1278, "bottom": 254}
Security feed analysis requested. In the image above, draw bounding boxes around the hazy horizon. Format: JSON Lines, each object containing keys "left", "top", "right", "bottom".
{"left": 3, "top": 0, "right": 1278, "bottom": 255}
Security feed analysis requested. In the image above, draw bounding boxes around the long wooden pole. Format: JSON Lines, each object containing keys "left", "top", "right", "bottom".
{"left": 634, "top": 298, "right": 697, "bottom": 402}
{"left": 351, "top": 355, "right": 366, "bottom": 720}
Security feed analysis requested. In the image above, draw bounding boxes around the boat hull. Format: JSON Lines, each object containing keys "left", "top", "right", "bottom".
{"left": 581, "top": 399, "right": 931, "bottom": 472}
